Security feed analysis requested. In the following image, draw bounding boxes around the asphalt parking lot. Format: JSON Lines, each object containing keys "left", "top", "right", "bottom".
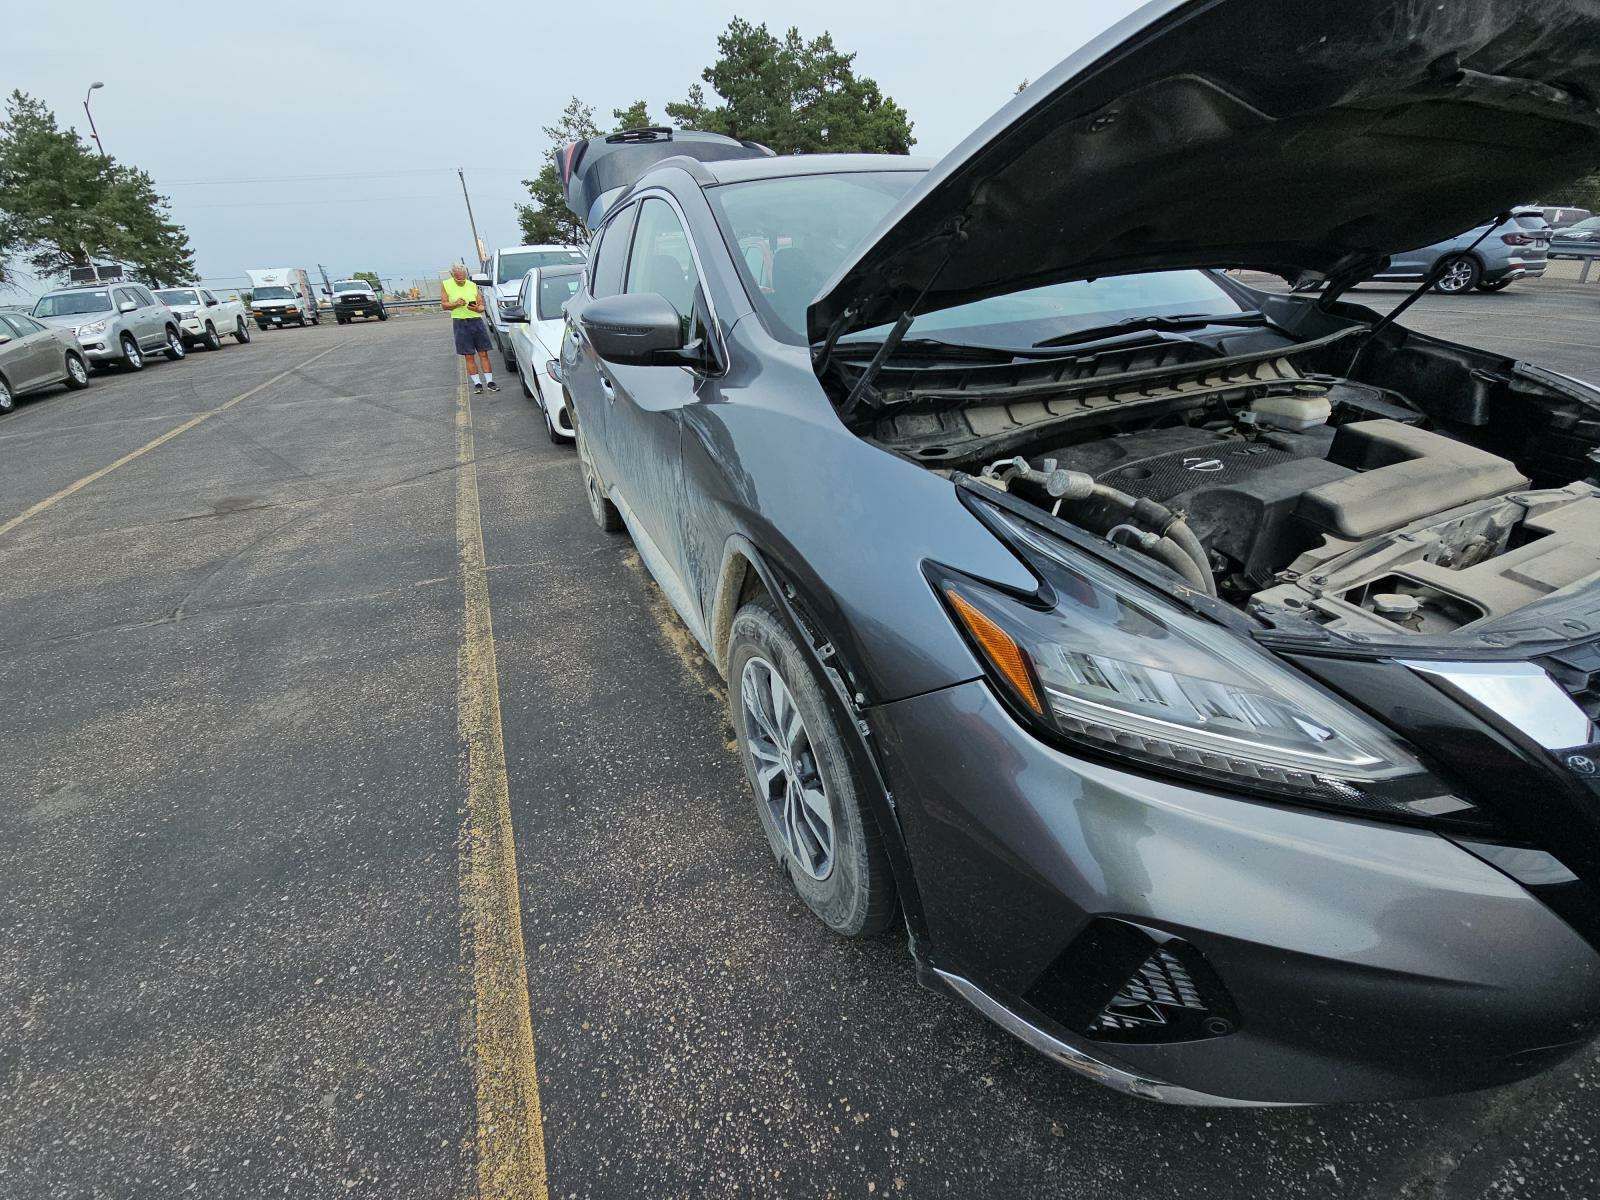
{"left": 4, "top": 281, "right": 1600, "bottom": 1200}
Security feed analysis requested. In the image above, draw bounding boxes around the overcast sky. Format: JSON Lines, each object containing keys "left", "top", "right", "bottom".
{"left": 7, "top": 0, "right": 1147, "bottom": 296}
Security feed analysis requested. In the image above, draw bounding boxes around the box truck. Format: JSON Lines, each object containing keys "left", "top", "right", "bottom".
{"left": 246, "top": 267, "right": 320, "bottom": 329}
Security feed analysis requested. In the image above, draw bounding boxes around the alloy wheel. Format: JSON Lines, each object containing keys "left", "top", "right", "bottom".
{"left": 740, "top": 656, "right": 835, "bottom": 881}
{"left": 67, "top": 356, "right": 88, "bottom": 385}
{"left": 167, "top": 330, "right": 186, "bottom": 358}
{"left": 0, "top": 379, "right": 12, "bottom": 412}
{"left": 124, "top": 338, "right": 143, "bottom": 369}
{"left": 1436, "top": 259, "right": 1476, "bottom": 293}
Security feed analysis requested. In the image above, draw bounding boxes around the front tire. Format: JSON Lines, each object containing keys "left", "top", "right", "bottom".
{"left": 121, "top": 334, "right": 145, "bottom": 370}
{"left": 728, "top": 598, "right": 897, "bottom": 937}
{"left": 0, "top": 376, "right": 13, "bottom": 413}
{"left": 1432, "top": 255, "right": 1481, "bottom": 294}
{"left": 581, "top": 456, "right": 622, "bottom": 533}
{"left": 377, "top": 308, "right": 388, "bottom": 321}
{"left": 234, "top": 319, "right": 251, "bottom": 344}
{"left": 163, "top": 326, "right": 186, "bottom": 360}
{"left": 64, "top": 353, "right": 90, "bottom": 389}
{"left": 201, "top": 322, "right": 222, "bottom": 351}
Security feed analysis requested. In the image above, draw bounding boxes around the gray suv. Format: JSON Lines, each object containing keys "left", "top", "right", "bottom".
{"left": 558, "top": 0, "right": 1600, "bottom": 1108}
{"left": 30, "top": 283, "right": 188, "bottom": 370}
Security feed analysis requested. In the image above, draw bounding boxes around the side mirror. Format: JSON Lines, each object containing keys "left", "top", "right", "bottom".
{"left": 118, "top": 300, "right": 137, "bottom": 313}
{"left": 502, "top": 305, "right": 528, "bottom": 323}
{"left": 0, "top": 333, "right": 11, "bottom": 346}
{"left": 580, "top": 293, "right": 687, "bottom": 366}
{"left": 471, "top": 273, "right": 491, "bottom": 287}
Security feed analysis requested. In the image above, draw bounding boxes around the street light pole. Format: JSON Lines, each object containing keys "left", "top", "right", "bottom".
{"left": 83, "top": 81, "right": 107, "bottom": 158}
{"left": 458, "top": 167, "right": 486, "bottom": 274}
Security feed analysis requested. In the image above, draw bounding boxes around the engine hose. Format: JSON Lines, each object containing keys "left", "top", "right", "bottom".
{"left": 1108, "top": 527, "right": 1213, "bottom": 594}
{"left": 1086, "top": 485, "right": 1217, "bottom": 596}
{"left": 1000, "top": 459, "right": 1217, "bottom": 595}
{"left": 1161, "top": 519, "right": 1216, "bottom": 596}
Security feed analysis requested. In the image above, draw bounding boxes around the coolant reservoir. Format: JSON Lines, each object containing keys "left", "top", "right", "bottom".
{"left": 1249, "top": 391, "right": 1333, "bottom": 432}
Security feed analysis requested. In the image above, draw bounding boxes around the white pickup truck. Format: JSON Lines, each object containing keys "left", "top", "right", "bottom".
{"left": 152, "top": 285, "right": 252, "bottom": 349}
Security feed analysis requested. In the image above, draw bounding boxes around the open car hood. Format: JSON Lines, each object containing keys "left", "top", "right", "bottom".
{"left": 809, "top": 0, "right": 1600, "bottom": 344}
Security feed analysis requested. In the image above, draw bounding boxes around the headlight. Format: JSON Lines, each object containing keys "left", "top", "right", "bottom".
{"left": 936, "top": 501, "right": 1471, "bottom": 821}
{"left": 75, "top": 319, "right": 110, "bottom": 336}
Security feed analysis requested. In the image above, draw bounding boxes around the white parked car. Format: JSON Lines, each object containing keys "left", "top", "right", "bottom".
{"left": 484, "top": 243, "right": 587, "bottom": 364}
{"left": 504, "top": 264, "right": 582, "bottom": 442}
{"left": 153, "top": 286, "right": 251, "bottom": 349}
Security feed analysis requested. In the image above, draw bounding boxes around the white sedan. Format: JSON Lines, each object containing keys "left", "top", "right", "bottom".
{"left": 505, "top": 264, "right": 582, "bottom": 443}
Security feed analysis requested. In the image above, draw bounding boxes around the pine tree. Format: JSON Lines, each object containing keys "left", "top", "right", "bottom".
{"left": 665, "top": 20, "right": 914, "bottom": 154}
{"left": 0, "top": 90, "right": 195, "bottom": 285}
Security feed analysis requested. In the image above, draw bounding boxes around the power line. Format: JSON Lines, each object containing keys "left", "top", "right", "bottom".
{"left": 179, "top": 193, "right": 523, "bottom": 210}
{"left": 162, "top": 167, "right": 529, "bottom": 187}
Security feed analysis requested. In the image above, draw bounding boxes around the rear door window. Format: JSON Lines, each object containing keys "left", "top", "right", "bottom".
{"left": 589, "top": 205, "right": 635, "bottom": 298}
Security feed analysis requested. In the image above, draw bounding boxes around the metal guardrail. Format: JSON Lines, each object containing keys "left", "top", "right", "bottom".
{"left": 1548, "top": 237, "right": 1600, "bottom": 283}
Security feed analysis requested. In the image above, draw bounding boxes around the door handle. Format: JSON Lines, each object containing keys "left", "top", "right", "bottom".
{"left": 599, "top": 374, "right": 615, "bottom": 401}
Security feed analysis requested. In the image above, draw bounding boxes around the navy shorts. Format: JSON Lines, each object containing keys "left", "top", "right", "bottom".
{"left": 452, "top": 317, "right": 491, "bottom": 355}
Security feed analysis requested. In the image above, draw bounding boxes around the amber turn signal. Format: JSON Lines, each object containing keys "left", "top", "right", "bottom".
{"left": 944, "top": 587, "right": 1044, "bottom": 716}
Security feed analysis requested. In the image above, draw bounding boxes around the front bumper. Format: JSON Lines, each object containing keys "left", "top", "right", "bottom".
{"left": 871, "top": 679, "right": 1600, "bottom": 1104}
{"left": 252, "top": 307, "right": 304, "bottom": 324}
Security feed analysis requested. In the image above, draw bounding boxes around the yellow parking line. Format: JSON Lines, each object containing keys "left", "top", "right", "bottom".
{"left": 0, "top": 343, "right": 346, "bottom": 541}
{"left": 454, "top": 374, "right": 549, "bottom": 1199}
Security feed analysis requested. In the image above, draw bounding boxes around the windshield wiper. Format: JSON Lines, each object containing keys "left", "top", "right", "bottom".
{"left": 832, "top": 336, "right": 1019, "bottom": 364}
{"left": 1031, "top": 311, "right": 1265, "bottom": 349}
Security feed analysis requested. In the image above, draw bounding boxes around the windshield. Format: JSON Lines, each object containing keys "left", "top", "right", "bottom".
{"left": 334, "top": 281, "right": 371, "bottom": 293}
{"left": 1565, "top": 217, "right": 1600, "bottom": 234}
{"left": 537, "top": 270, "right": 581, "bottom": 321}
{"left": 33, "top": 290, "right": 113, "bottom": 318}
{"left": 253, "top": 286, "right": 294, "bottom": 300}
{"left": 497, "top": 249, "right": 585, "bottom": 283}
{"left": 155, "top": 289, "right": 199, "bottom": 306}
{"left": 709, "top": 171, "right": 1247, "bottom": 347}
{"left": 709, "top": 171, "right": 918, "bottom": 343}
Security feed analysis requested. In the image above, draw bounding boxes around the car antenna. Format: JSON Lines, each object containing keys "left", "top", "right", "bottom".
{"left": 1352, "top": 211, "right": 1512, "bottom": 370}
{"left": 836, "top": 223, "right": 967, "bottom": 423}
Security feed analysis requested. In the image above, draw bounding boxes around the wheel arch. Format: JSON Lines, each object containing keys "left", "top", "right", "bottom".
{"left": 711, "top": 533, "right": 931, "bottom": 948}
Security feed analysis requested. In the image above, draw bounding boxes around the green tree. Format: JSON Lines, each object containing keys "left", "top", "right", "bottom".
{"left": 516, "top": 96, "right": 602, "bottom": 246}
{"left": 353, "top": 270, "right": 382, "bottom": 289}
{"left": 612, "top": 99, "right": 653, "bottom": 131}
{"left": 516, "top": 98, "right": 661, "bottom": 245}
{"left": 665, "top": 19, "right": 914, "bottom": 154}
{"left": 0, "top": 90, "right": 194, "bottom": 285}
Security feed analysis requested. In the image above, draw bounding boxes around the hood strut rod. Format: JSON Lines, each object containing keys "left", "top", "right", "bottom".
{"left": 1352, "top": 212, "right": 1511, "bottom": 369}
{"left": 837, "top": 224, "right": 966, "bottom": 423}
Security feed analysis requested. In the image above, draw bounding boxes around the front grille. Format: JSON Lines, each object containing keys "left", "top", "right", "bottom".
{"left": 1539, "top": 641, "right": 1600, "bottom": 723}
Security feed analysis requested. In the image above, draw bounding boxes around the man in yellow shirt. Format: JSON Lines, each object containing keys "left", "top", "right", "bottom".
{"left": 440, "top": 263, "right": 498, "bottom": 393}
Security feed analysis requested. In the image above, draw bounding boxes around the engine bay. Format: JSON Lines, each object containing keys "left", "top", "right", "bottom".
{"left": 856, "top": 342, "right": 1600, "bottom": 640}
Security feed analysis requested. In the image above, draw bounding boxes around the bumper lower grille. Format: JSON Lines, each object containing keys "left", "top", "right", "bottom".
{"left": 1089, "top": 946, "right": 1208, "bottom": 1035}
{"left": 1023, "top": 918, "right": 1238, "bottom": 1044}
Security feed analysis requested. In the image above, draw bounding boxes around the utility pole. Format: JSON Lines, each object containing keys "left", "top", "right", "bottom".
{"left": 458, "top": 168, "right": 486, "bottom": 274}
{"left": 83, "top": 82, "right": 107, "bottom": 158}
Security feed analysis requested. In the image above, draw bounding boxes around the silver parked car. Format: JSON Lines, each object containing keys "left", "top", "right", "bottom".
{"left": 30, "top": 282, "right": 188, "bottom": 370}
{"left": 1367, "top": 208, "right": 1551, "bottom": 293}
{"left": 0, "top": 310, "right": 91, "bottom": 413}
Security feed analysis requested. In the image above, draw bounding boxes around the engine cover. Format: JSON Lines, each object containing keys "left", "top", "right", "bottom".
{"left": 1051, "top": 428, "right": 1351, "bottom": 584}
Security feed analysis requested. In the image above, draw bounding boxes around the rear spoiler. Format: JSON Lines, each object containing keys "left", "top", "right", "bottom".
{"left": 560, "top": 127, "right": 773, "bottom": 230}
